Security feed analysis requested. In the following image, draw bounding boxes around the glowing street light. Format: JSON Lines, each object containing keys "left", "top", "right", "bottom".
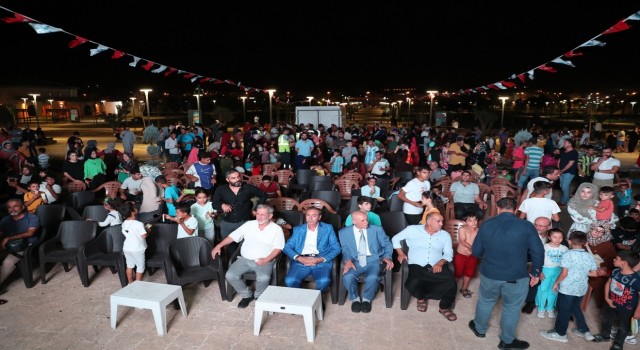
{"left": 307, "top": 96, "right": 314, "bottom": 106}
{"left": 406, "top": 97, "right": 412, "bottom": 119}
{"left": 427, "top": 90, "right": 438, "bottom": 126}
{"left": 193, "top": 93, "right": 202, "bottom": 122}
{"left": 499, "top": 96, "right": 509, "bottom": 128}
{"left": 397, "top": 100, "right": 403, "bottom": 119}
{"left": 140, "top": 89, "right": 152, "bottom": 127}
{"left": 240, "top": 96, "right": 247, "bottom": 123}
{"left": 632, "top": 101, "right": 637, "bottom": 114}
{"left": 267, "top": 89, "right": 276, "bottom": 125}
{"left": 129, "top": 97, "right": 137, "bottom": 122}
{"left": 29, "top": 93, "right": 40, "bottom": 128}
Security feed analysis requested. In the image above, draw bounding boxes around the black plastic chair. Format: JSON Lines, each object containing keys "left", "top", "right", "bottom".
{"left": 337, "top": 258, "right": 393, "bottom": 308}
{"left": 17, "top": 204, "right": 68, "bottom": 288}
{"left": 165, "top": 236, "right": 227, "bottom": 301}
{"left": 289, "top": 169, "right": 313, "bottom": 194}
{"left": 68, "top": 191, "right": 96, "bottom": 212}
{"left": 375, "top": 177, "right": 391, "bottom": 191}
{"left": 388, "top": 193, "right": 403, "bottom": 212}
{"left": 145, "top": 223, "right": 178, "bottom": 277}
{"left": 137, "top": 208, "right": 163, "bottom": 225}
{"left": 285, "top": 257, "right": 340, "bottom": 304}
{"left": 379, "top": 211, "right": 408, "bottom": 237}
{"left": 311, "top": 190, "right": 341, "bottom": 211}
{"left": 83, "top": 204, "right": 109, "bottom": 222}
{"left": 39, "top": 221, "right": 98, "bottom": 284}
{"left": 276, "top": 210, "right": 304, "bottom": 228}
{"left": 78, "top": 225, "right": 127, "bottom": 287}
{"left": 394, "top": 171, "right": 414, "bottom": 188}
{"left": 226, "top": 240, "right": 281, "bottom": 302}
{"left": 320, "top": 211, "right": 343, "bottom": 236}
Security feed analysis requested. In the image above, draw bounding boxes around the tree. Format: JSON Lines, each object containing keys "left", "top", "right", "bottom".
{"left": 473, "top": 108, "right": 498, "bottom": 137}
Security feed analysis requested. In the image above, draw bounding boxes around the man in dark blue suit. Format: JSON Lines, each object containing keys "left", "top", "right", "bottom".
{"left": 339, "top": 210, "right": 393, "bottom": 313}
{"left": 283, "top": 207, "right": 341, "bottom": 295}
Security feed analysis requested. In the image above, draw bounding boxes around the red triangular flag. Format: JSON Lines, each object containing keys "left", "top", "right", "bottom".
{"left": 602, "top": 20, "right": 631, "bottom": 34}
{"left": 183, "top": 73, "right": 196, "bottom": 79}
{"left": 213, "top": 79, "right": 225, "bottom": 84}
{"left": 164, "top": 68, "right": 177, "bottom": 77}
{"left": 538, "top": 65, "right": 557, "bottom": 73}
{"left": 199, "top": 77, "right": 212, "bottom": 83}
{"left": 564, "top": 50, "right": 583, "bottom": 58}
{"left": 111, "top": 50, "right": 125, "bottom": 59}
{"left": 141, "top": 61, "right": 154, "bottom": 71}
{"left": 502, "top": 81, "right": 517, "bottom": 88}
{"left": 68, "top": 36, "right": 88, "bottom": 48}
{"left": 487, "top": 84, "right": 499, "bottom": 91}
{"left": 517, "top": 73, "right": 527, "bottom": 83}
{"left": 1, "top": 13, "right": 33, "bottom": 23}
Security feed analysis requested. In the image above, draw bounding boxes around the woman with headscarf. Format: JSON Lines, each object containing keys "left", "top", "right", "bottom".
{"left": 116, "top": 152, "right": 137, "bottom": 183}
{"left": 344, "top": 154, "right": 366, "bottom": 179}
{"left": 0, "top": 140, "right": 25, "bottom": 172}
{"left": 98, "top": 142, "right": 122, "bottom": 181}
{"left": 83, "top": 147, "right": 107, "bottom": 190}
{"left": 583, "top": 221, "right": 616, "bottom": 309}
{"left": 139, "top": 163, "right": 162, "bottom": 214}
{"left": 567, "top": 182, "right": 599, "bottom": 234}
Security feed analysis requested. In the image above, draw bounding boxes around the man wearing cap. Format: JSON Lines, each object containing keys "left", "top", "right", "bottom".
{"left": 294, "top": 132, "right": 314, "bottom": 170}
{"left": 447, "top": 136, "right": 470, "bottom": 172}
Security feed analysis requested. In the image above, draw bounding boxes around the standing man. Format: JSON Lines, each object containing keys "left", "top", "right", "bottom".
{"left": 521, "top": 217, "right": 551, "bottom": 314}
{"left": 278, "top": 128, "right": 292, "bottom": 169}
{"left": 212, "top": 170, "right": 267, "bottom": 254}
{"left": 558, "top": 139, "right": 579, "bottom": 206}
{"left": 450, "top": 171, "right": 487, "bottom": 220}
{"left": 576, "top": 145, "right": 596, "bottom": 187}
{"left": 447, "top": 136, "right": 470, "bottom": 172}
{"left": 339, "top": 210, "right": 393, "bottom": 313}
{"left": 283, "top": 207, "right": 340, "bottom": 301}
{"left": 211, "top": 204, "right": 284, "bottom": 308}
{"left": 517, "top": 137, "right": 544, "bottom": 191}
{"left": 392, "top": 213, "right": 457, "bottom": 320}
{"left": 294, "top": 132, "right": 314, "bottom": 170}
{"left": 397, "top": 166, "right": 431, "bottom": 225}
{"left": 590, "top": 146, "right": 620, "bottom": 188}
{"left": 469, "top": 197, "right": 544, "bottom": 350}
{"left": 519, "top": 165, "right": 560, "bottom": 201}
{"left": 120, "top": 126, "right": 135, "bottom": 155}
{"left": 164, "top": 132, "right": 181, "bottom": 164}
{"left": 629, "top": 126, "right": 640, "bottom": 153}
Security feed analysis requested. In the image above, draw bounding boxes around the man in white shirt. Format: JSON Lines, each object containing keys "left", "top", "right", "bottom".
{"left": 517, "top": 181, "right": 560, "bottom": 224}
{"left": 211, "top": 204, "right": 284, "bottom": 308}
{"left": 120, "top": 168, "right": 143, "bottom": 202}
{"left": 590, "top": 146, "right": 620, "bottom": 188}
{"left": 164, "top": 132, "right": 181, "bottom": 163}
{"left": 398, "top": 166, "right": 431, "bottom": 225}
{"left": 367, "top": 151, "right": 390, "bottom": 178}
{"left": 450, "top": 171, "right": 487, "bottom": 220}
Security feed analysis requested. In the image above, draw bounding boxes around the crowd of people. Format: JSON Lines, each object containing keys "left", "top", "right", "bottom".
{"left": 2, "top": 118, "right": 640, "bottom": 350}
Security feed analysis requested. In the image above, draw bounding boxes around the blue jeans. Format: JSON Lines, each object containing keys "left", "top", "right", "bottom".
{"left": 518, "top": 168, "right": 539, "bottom": 189}
{"left": 342, "top": 260, "right": 381, "bottom": 301}
{"left": 554, "top": 293, "right": 589, "bottom": 336}
{"left": 559, "top": 173, "right": 575, "bottom": 205}
{"left": 285, "top": 260, "right": 332, "bottom": 292}
{"left": 473, "top": 274, "right": 529, "bottom": 344}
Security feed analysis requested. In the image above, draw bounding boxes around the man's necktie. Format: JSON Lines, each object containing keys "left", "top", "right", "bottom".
{"left": 358, "top": 229, "right": 367, "bottom": 267}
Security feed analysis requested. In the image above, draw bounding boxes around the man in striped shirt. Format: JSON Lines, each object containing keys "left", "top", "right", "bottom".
{"left": 576, "top": 145, "right": 596, "bottom": 187}
{"left": 517, "top": 138, "right": 544, "bottom": 190}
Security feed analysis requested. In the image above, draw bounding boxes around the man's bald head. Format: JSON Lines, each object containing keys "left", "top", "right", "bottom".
{"left": 352, "top": 210, "right": 369, "bottom": 230}
{"left": 533, "top": 217, "right": 551, "bottom": 235}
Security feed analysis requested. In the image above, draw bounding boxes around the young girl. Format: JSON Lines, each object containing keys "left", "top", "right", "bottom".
{"left": 419, "top": 191, "right": 441, "bottom": 224}
{"left": 616, "top": 179, "right": 632, "bottom": 217}
{"left": 535, "top": 228, "right": 569, "bottom": 318}
{"left": 119, "top": 202, "right": 149, "bottom": 283}
{"left": 95, "top": 197, "right": 124, "bottom": 227}
{"left": 190, "top": 187, "right": 215, "bottom": 244}
{"left": 454, "top": 213, "right": 480, "bottom": 298}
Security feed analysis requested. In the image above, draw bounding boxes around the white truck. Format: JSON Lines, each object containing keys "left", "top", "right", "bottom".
{"left": 295, "top": 106, "right": 344, "bottom": 128}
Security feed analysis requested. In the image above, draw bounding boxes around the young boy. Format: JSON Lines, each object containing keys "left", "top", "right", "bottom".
{"left": 329, "top": 149, "right": 344, "bottom": 178}
{"left": 617, "top": 179, "right": 633, "bottom": 217}
{"left": 518, "top": 181, "right": 561, "bottom": 224}
{"left": 590, "top": 186, "right": 616, "bottom": 222}
{"left": 37, "top": 147, "right": 49, "bottom": 170}
{"left": 164, "top": 204, "right": 198, "bottom": 239}
{"left": 258, "top": 175, "right": 281, "bottom": 199}
{"left": 155, "top": 175, "right": 180, "bottom": 217}
{"left": 23, "top": 180, "right": 45, "bottom": 213}
{"left": 592, "top": 250, "right": 640, "bottom": 350}
{"left": 39, "top": 174, "right": 62, "bottom": 204}
{"left": 612, "top": 217, "right": 639, "bottom": 252}
{"left": 344, "top": 196, "right": 381, "bottom": 226}
{"left": 539, "top": 231, "right": 600, "bottom": 343}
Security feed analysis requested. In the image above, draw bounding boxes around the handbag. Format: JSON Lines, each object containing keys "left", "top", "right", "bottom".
{"left": 585, "top": 244, "right": 605, "bottom": 266}
{"left": 6, "top": 238, "right": 27, "bottom": 253}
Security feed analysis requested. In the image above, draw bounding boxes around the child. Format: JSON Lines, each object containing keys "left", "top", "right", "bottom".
{"left": 119, "top": 202, "right": 149, "bottom": 283}
{"left": 612, "top": 217, "right": 638, "bottom": 252}
{"left": 590, "top": 186, "right": 615, "bottom": 221}
{"left": 23, "top": 180, "right": 45, "bottom": 213}
{"left": 37, "top": 147, "right": 49, "bottom": 170}
{"left": 310, "top": 163, "right": 326, "bottom": 176}
{"left": 518, "top": 181, "right": 561, "bottom": 224}
{"left": 495, "top": 166, "right": 513, "bottom": 183}
{"left": 95, "top": 197, "right": 123, "bottom": 227}
{"left": 592, "top": 250, "right": 640, "bottom": 349}
{"left": 329, "top": 149, "right": 344, "bottom": 178}
{"left": 155, "top": 175, "right": 180, "bottom": 217}
{"left": 419, "top": 191, "right": 441, "bottom": 224}
{"left": 344, "top": 196, "right": 381, "bottom": 226}
{"left": 258, "top": 175, "right": 281, "bottom": 199}
{"left": 535, "top": 228, "right": 569, "bottom": 318}
{"left": 454, "top": 213, "right": 479, "bottom": 298}
{"left": 190, "top": 187, "right": 215, "bottom": 244}
{"left": 539, "top": 231, "right": 600, "bottom": 343}
{"left": 617, "top": 179, "right": 633, "bottom": 217}
{"left": 39, "top": 174, "right": 62, "bottom": 204}
{"left": 164, "top": 204, "right": 198, "bottom": 239}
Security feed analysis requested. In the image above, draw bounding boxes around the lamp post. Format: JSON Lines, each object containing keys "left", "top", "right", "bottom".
{"left": 267, "top": 89, "right": 276, "bottom": 125}
{"left": 307, "top": 96, "right": 314, "bottom": 106}
{"left": 397, "top": 100, "right": 403, "bottom": 120}
{"left": 101, "top": 100, "right": 106, "bottom": 114}
{"left": 29, "top": 93, "right": 40, "bottom": 128}
{"left": 427, "top": 90, "right": 438, "bottom": 126}
{"left": 193, "top": 93, "right": 202, "bottom": 123}
{"left": 499, "top": 96, "right": 509, "bottom": 128}
{"left": 129, "top": 97, "right": 136, "bottom": 123}
{"left": 140, "top": 89, "right": 152, "bottom": 127}
{"left": 632, "top": 101, "right": 637, "bottom": 115}
{"left": 240, "top": 96, "right": 247, "bottom": 123}
{"left": 406, "top": 97, "right": 412, "bottom": 119}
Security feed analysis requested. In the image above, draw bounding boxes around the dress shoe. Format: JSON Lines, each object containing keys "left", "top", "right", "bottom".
{"left": 351, "top": 301, "right": 362, "bottom": 313}
{"left": 521, "top": 302, "right": 535, "bottom": 314}
{"left": 498, "top": 338, "right": 530, "bottom": 349}
{"left": 468, "top": 320, "right": 486, "bottom": 338}
{"left": 237, "top": 297, "right": 254, "bottom": 309}
{"left": 361, "top": 301, "right": 371, "bottom": 313}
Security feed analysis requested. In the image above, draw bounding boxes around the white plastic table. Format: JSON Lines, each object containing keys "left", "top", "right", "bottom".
{"left": 254, "top": 286, "right": 323, "bottom": 342}
{"left": 110, "top": 281, "right": 187, "bottom": 336}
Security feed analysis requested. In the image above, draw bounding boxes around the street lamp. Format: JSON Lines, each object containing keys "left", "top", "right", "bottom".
{"left": 240, "top": 96, "right": 247, "bottom": 123}
{"left": 427, "top": 90, "right": 438, "bottom": 126}
{"left": 397, "top": 100, "right": 403, "bottom": 120}
{"left": 267, "top": 89, "right": 276, "bottom": 125}
{"left": 129, "top": 97, "right": 137, "bottom": 122}
{"left": 193, "top": 93, "right": 202, "bottom": 123}
{"left": 140, "top": 89, "right": 152, "bottom": 127}
{"left": 101, "top": 100, "right": 106, "bottom": 114}
{"left": 212, "top": 100, "right": 217, "bottom": 109}
{"left": 499, "top": 96, "right": 509, "bottom": 128}
{"left": 406, "top": 97, "right": 412, "bottom": 119}
{"left": 632, "top": 101, "right": 637, "bottom": 115}
{"left": 29, "top": 93, "right": 40, "bottom": 128}
{"left": 307, "top": 96, "right": 314, "bottom": 106}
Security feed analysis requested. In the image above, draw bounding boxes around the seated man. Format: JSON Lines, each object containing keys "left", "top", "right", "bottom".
{"left": 211, "top": 204, "right": 284, "bottom": 308}
{"left": 283, "top": 207, "right": 340, "bottom": 304}
{"left": 339, "top": 210, "right": 393, "bottom": 313}
{"left": 0, "top": 198, "right": 41, "bottom": 303}
{"left": 392, "top": 212, "right": 457, "bottom": 320}
{"left": 450, "top": 170, "right": 487, "bottom": 220}
{"left": 258, "top": 175, "right": 281, "bottom": 199}
{"left": 345, "top": 196, "right": 382, "bottom": 226}
{"left": 120, "top": 167, "right": 143, "bottom": 203}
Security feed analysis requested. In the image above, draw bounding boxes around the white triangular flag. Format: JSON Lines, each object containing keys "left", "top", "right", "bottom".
{"left": 579, "top": 39, "right": 606, "bottom": 47}
{"left": 151, "top": 65, "right": 167, "bottom": 73}
{"left": 551, "top": 57, "right": 576, "bottom": 67}
{"left": 191, "top": 75, "right": 202, "bottom": 83}
{"left": 129, "top": 56, "right": 141, "bottom": 67}
{"left": 89, "top": 45, "right": 109, "bottom": 56}
{"left": 527, "top": 69, "right": 535, "bottom": 80}
{"left": 28, "top": 23, "right": 62, "bottom": 34}
{"left": 627, "top": 11, "right": 640, "bottom": 21}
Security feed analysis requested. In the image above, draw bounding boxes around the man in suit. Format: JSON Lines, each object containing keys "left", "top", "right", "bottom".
{"left": 339, "top": 210, "right": 393, "bottom": 313}
{"left": 283, "top": 207, "right": 341, "bottom": 301}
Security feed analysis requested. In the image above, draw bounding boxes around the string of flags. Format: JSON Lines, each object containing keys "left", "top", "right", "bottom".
{"left": 1, "top": 6, "right": 639, "bottom": 99}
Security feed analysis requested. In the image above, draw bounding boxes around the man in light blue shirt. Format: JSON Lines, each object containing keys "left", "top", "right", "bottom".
{"left": 294, "top": 132, "right": 314, "bottom": 170}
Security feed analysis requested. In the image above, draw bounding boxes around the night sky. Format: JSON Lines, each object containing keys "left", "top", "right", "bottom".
{"left": 0, "top": 1, "right": 639, "bottom": 97}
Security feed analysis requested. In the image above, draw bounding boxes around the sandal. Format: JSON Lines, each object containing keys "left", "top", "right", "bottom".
{"left": 439, "top": 308, "right": 457, "bottom": 321}
{"left": 416, "top": 299, "right": 427, "bottom": 312}
{"left": 0, "top": 299, "right": 7, "bottom": 305}
{"left": 460, "top": 289, "right": 473, "bottom": 298}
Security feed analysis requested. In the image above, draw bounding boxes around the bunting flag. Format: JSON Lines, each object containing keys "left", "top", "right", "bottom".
{"left": 551, "top": 57, "right": 576, "bottom": 67}
{"left": 141, "top": 60, "right": 154, "bottom": 71}
{"left": 151, "top": 65, "right": 167, "bottom": 73}
{"left": 68, "top": 35, "right": 88, "bottom": 48}
{"left": 603, "top": 20, "right": 631, "bottom": 34}
{"left": 28, "top": 23, "right": 62, "bottom": 34}
{"left": 111, "top": 50, "right": 125, "bottom": 59}
{"left": 579, "top": 39, "right": 607, "bottom": 48}
{"left": 129, "top": 56, "right": 141, "bottom": 67}
{"left": 164, "top": 67, "right": 177, "bottom": 76}
{"left": 89, "top": 45, "right": 109, "bottom": 56}
{"left": 0, "top": 13, "right": 32, "bottom": 23}
{"left": 628, "top": 11, "right": 640, "bottom": 21}
{"left": 564, "top": 50, "right": 583, "bottom": 58}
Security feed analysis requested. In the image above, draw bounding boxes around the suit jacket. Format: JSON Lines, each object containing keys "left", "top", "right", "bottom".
{"left": 338, "top": 224, "right": 392, "bottom": 264}
{"left": 283, "top": 222, "right": 340, "bottom": 263}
